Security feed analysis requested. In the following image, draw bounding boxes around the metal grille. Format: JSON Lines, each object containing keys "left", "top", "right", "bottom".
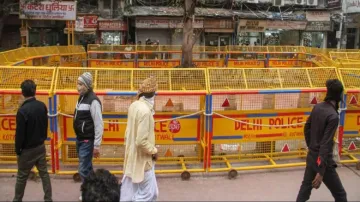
{"left": 339, "top": 68, "right": 360, "bottom": 89}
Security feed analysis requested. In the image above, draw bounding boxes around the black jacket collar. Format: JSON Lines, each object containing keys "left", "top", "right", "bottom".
{"left": 21, "top": 97, "right": 36, "bottom": 107}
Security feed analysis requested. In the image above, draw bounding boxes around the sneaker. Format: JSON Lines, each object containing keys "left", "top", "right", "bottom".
{"left": 79, "top": 195, "right": 82, "bottom": 201}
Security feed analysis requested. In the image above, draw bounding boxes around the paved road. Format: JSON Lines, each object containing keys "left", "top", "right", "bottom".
{"left": 0, "top": 166, "right": 359, "bottom": 201}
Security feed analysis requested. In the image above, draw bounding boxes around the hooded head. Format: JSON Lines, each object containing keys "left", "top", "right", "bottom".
{"left": 324, "top": 79, "right": 344, "bottom": 110}
{"left": 77, "top": 72, "right": 93, "bottom": 95}
{"left": 136, "top": 76, "right": 158, "bottom": 100}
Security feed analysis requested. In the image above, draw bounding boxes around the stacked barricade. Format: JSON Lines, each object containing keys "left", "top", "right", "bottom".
{"left": 0, "top": 46, "right": 86, "bottom": 67}
{"left": 227, "top": 46, "right": 316, "bottom": 68}
{"left": 338, "top": 68, "right": 360, "bottom": 169}
{"left": 0, "top": 66, "right": 56, "bottom": 174}
{"left": 53, "top": 67, "right": 208, "bottom": 180}
{"left": 87, "top": 45, "right": 137, "bottom": 68}
{"left": 329, "top": 52, "right": 360, "bottom": 68}
{"left": 204, "top": 67, "right": 341, "bottom": 178}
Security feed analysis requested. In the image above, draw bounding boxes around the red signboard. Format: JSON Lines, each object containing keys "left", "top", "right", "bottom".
{"left": 84, "top": 16, "right": 98, "bottom": 28}
{"left": 99, "top": 21, "right": 127, "bottom": 31}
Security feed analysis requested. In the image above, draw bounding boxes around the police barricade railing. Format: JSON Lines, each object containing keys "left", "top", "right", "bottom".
{"left": 87, "top": 49, "right": 136, "bottom": 68}
{"left": 191, "top": 48, "right": 227, "bottom": 68}
{"left": 53, "top": 67, "right": 208, "bottom": 180}
{"left": 0, "top": 66, "right": 56, "bottom": 174}
{"left": 0, "top": 46, "right": 86, "bottom": 67}
{"left": 337, "top": 68, "right": 360, "bottom": 169}
{"left": 204, "top": 67, "right": 340, "bottom": 178}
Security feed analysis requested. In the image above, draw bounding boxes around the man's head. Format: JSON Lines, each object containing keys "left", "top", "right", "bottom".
{"left": 324, "top": 79, "right": 344, "bottom": 108}
{"left": 77, "top": 72, "right": 93, "bottom": 95}
{"left": 136, "top": 76, "right": 158, "bottom": 100}
{"left": 81, "top": 169, "right": 120, "bottom": 202}
{"left": 21, "top": 80, "right": 36, "bottom": 98}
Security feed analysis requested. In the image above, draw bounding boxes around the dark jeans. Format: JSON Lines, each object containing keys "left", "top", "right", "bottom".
{"left": 296, "top": 159, "right": 347, "bottom": 202}
{"left": 13, "top": 144, "right": 52, "bottom": 202}
{"left": 76, "top": 139, "right": 94, "bottom": 182}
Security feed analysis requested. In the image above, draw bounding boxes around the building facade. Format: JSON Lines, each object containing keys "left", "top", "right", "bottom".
{"left": 0, "top": 0, "right": 351, "bottom": 50}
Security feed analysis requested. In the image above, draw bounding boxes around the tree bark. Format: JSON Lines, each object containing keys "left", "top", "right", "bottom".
{"left": 181, "top": 0, "right": 196, "bottom": 68}
{"left": 0, "top": 18, "right": 4, "bottom": 45}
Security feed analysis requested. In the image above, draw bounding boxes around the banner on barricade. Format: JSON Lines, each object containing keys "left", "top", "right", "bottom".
{"left": 138, "top": 60, "right": 181, "bottom": 68}
{"left": 89, "top": 60, "right": 135, "bottom": 68}
{"left": 212, "top": 111, "right": 309, "bottom": 143}
{"left": 227, "top": 60, "right": 265, "bottom": 68}
{"left": 193, "top": 60, "right": 224, "bottom": 68}
{"left": 269, "top": 60, "right": 301, "bottom": 67}
{"left": 61, "top": 115, "right": 200, "bottom": 144}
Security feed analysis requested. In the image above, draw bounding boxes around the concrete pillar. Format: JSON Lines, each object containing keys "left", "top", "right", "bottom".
{"left": 323, "top": 32, "right": 327, "bottom": 48}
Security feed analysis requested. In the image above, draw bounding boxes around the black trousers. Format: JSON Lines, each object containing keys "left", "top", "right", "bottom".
{"left": 13, "top": 144, "right": 52, "bottom": 202}
{"left": 296, "top": 160, "right": 347, "bottom": 202}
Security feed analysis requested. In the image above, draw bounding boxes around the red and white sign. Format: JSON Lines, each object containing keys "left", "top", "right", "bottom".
{"left": 168, "top": 120, "right": 181, "bottom": 133}
{"left": 281, "top": 143, "right": 290, "bottom": 152}
{"left": 306, "top": 11, "right": 330, "bottom": 22}
{"left": 99, "top": 21, "right": 127, "bottom": 31}
{"left": 83, "top": 16, "right": 98, "bottom": 28}
{"left": 19, "top": 0, "right": 76, "bottom": 21}
{"left": 20, "top": 28, "right": 28, "bottom": 37}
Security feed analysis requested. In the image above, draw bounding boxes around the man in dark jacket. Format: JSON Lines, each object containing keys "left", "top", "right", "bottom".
{"left": 74, "top": 72, "right": 104, "bottom": 201}
{"left": 14, "top": 80, "right": 52, "bottom": 202}
{"left": 296, "top": 79, "right": 347, "bottom": 202}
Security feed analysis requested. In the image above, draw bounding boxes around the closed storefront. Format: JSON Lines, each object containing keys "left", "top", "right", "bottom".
{"left": 302, "top": 11, "right": 332, "bottom": 48}
{"left": 204, "top": 19, "right": 234, "bottom": 47}
{"left": 237, "top": 19, "right": 307, "bottom": 46}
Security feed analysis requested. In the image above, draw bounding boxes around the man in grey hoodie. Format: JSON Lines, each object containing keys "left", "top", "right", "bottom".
{"left": 74, "top": 72, "right": 104, "bottom": 201}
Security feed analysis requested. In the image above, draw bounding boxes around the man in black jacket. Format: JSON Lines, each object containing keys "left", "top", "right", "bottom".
{"left": 296, "top": 79, "right": 347, "bottom": 202}
{"left": 74, "top": 72, "right": 104, "bottom": 201}
{"left": 13, "top": 80, "right": 52, "bottom": 202}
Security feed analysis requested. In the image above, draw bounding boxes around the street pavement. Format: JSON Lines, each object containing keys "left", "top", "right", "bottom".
{"left": 0, "top": 165, "right": 359, "bottom": 201}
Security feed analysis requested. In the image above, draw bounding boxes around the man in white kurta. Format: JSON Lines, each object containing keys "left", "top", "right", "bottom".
{"left": 120, "top": 76, "right": 159, "bottom": 202}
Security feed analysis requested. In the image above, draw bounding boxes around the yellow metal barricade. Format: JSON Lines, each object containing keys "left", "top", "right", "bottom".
{"left": 205, "top": 67, "right": 339, "bottom": 178}
{"left": 0, "top": 66, "right": 56, "bottom": 174}
{"left": 191, "top": 46, "right": 226, "bottom": 67}
{"left": 54, "top": 67, "right": 207, "bottom": 180}
{"left": 137, "top": 45, "right": 182, "bottom": 68}
{"left": 338, "top": 68, "right": 360, "bottom": 169}
{"left": 0, "top": 46, "right": 86, "bottom": 67}
{"left": 87, "top": 45, "right": 136, "bottom": 68}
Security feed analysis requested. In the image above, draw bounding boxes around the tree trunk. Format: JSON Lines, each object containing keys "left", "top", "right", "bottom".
{"left": 182, "top": 0, "right": 196, "bottom": 68}
{"left": 0, "top": 18, "right": 4, "bottom": 47}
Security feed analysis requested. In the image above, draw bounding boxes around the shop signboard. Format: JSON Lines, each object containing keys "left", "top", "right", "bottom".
{"left": 136, "top": 18, "right": 169, "bottom": 28}
{"left": 19, "top": 0, "right": 76, "bottom": 20}
{"left": 136, "top": 18, "right": 204, "bottom": 29}
{"left": 238, "top": 20, "right": 266, "bottom": 32}
{"left": 345, "top": 0, "right": 360, "bottom": 13}
{"left": 305, "top": 21, "right": 332, "bottom": 31}
{"left": 204, "top": 19, "right": 233, "bottom": 29}
{"left": 84, "top": 16, "right": 98, "bottom": 28}
{"left": 327, "top": 0, "right": 341, "bottom": 8}
{"left": 266, "top": 21, "right": 307, "bottom": 30}
{"left": 306, "top": 11, "right": 330, "bottom": 21}
{"left": 99, "top": 21, "right": 127, "bottom": 31}
{"left": 169, "top": 19, "right": 204, "bottom": 29}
